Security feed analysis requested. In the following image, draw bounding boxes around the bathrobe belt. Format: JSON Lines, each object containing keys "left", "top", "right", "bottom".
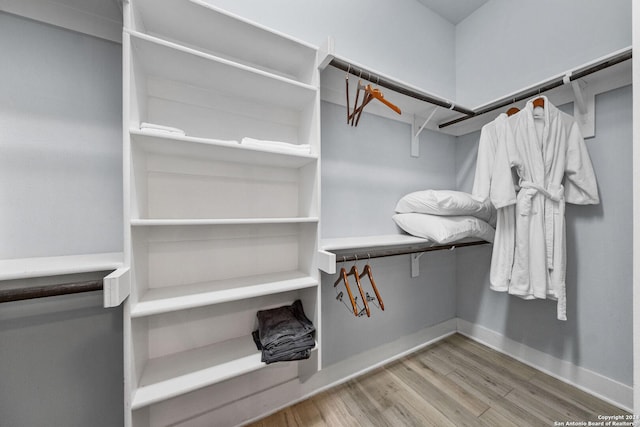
{"left": 519, "top": 181, "right": 564, "bottom": 270}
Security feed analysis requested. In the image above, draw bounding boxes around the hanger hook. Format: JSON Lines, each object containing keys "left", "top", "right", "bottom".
{"left": 359, "top": 69, "right": 363, "bottom": 78}
{"left": 377, "top": 75, "right": 380, "bottom": 86}
{"left": 346, "top": 64, "right": 351, "bottom": 75}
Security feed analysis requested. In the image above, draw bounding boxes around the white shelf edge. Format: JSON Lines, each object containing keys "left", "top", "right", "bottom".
{"left": 321, "top": 234, "right": 430, "bottom": 251}
{"left": 131, "top": 335, "right": 318, "bottom": 410}
{"left": 131, "top": 218, "right": 319, "bottom": 227}
{"left": 0, "top": 252, "right": 124, "bottom": 281}
{"left": 130, "top": 130, "right": 318, "bottom": 164}
{"left": 131, "top": 272, "right": 318, "bottom": 318}
{"left": 188, "top": 0, "right": 318, "bottom": 51}
{"left": 126, "top": 29, "right": 318, "bottom": 93}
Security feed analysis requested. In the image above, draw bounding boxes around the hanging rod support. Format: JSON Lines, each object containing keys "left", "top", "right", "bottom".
{"left": 411, "top": 252, "right": 425, "bottom": 277}
{"left": 412, "top": 107, "right": 439, "bottom": 157}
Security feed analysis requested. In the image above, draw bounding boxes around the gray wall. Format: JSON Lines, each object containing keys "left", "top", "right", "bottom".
{"left": 320, "top": 101, "right": 458, "bottom": 365}
{"left": 0, "top": 12, "right": 124, "bottom": 426}
{"left": 0, "top": 12, "right": 123, "bottom": 259}
{"left": 0, "top": 276, "right": 124, "bottom": 427}
{"left": 455, "top": 88, "right": 633, "bottom": 385}
{"left": 455, "top": 0, "right": 631, "bottom": 106}
{"left": 204, "top": 0, "right": 457, "bottom": 100}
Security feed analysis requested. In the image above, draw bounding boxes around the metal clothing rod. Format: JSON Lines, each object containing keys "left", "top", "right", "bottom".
{"left": 329, "top": 58, "right": 475, "bottom": 116}
{"left": 0, "top": 279, "right": 103, "bottom": 303}
{"left": 334, "top": 240, "right": 488, "bottom": 264}
{"left": 438, "top": 48, "right": 632, "bottom": 129}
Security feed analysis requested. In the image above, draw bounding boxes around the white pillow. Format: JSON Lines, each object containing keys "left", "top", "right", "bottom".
{"left": 392, "top": 213, "right": 495, "bottom": 244}
{"left": 395, "top": 190, "right": 495, "bottom": 223}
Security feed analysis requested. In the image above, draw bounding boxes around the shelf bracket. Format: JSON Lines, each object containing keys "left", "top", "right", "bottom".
{"left": 564, "top": 73, "right": 595, "bottom": 138}
{"left": 318, "top": 250, "right": 336, "bottom": 274}
{"left": 410, "top": 252, "right": 425, "bottom": 277}
{"left": 411, "top": 107, "right": 439, "bottom": 157}
{"left": 103, "top": 267, "right": 130, "bottom": 308}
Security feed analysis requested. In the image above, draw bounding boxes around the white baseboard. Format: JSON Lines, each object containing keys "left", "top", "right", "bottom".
{"left": 456, "top": 318, "right": 633, "bottom": 412}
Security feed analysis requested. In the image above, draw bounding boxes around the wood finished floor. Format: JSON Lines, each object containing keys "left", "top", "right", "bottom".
{"left": 247, "top": 334, "right": 629, "bottom": 427}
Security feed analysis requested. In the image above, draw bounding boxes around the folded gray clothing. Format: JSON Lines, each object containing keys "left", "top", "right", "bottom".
{"left": 262, "top": 348, "right": 311, "bottom": 364}
{"left": 262, "top": 336, "right": 315, "bottom": 355}
{"left": 252, "top": 300, "right": 315, "bottom": 364}
{"left": 256, "top": 299, "right": 315, "bottom": 349}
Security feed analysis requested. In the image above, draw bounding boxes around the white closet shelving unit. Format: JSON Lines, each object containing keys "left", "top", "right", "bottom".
{"left": 122, "top": 0, "right": 321, "bottom": 425}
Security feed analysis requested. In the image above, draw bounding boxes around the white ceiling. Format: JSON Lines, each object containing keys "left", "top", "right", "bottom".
{"left": 416, "top": 0, "right": 489, "bottom": 24}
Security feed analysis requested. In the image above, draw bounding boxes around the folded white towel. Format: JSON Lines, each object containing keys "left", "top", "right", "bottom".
{"left": 140, "top": 122, "right": 186, "bottom": 136}
{"left": 240, "top": 137, "right": 311, "bottom": 154}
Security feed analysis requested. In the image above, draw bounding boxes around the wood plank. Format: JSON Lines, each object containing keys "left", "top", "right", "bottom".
{"left": 529, "top": 371, "right": 630, "bottom": 416}
{"left": 414, "top": 343, "right": 457, "bottom": 375}
{"left": 354, "top": 365, "right": 458, "bottom": 427}
{"left": 425, "top": 343, "right": 514, "bottom": 396}
{"left": 509, "top": 375, "right": 599, "bottom": 422}
{"left": 310, "top": 390, "right": 361, "bottom": 427}
{"left": 387, "top": 359, "right": 490, "bottom": 426}
{"left": 400, "top": 356, "right": 490, "bottom": 417}
{"left": 478, "top": 408, "right": 520, "bottom": 427}
{"left": 445, "top": 370, "right": 550, "bottom": 426}
{"left": 437, "top": 339, "right": 529, "bottom": 389}
{"left": 339, "top": 379, "right": 391, "bottom": 427}
{"left": 446, "top": 334, "right": 538, "bottom": 380}
{"left": 288, "top": 397, "right": 326, "bottom": 426}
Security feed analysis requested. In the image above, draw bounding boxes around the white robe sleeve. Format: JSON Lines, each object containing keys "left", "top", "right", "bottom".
{"left": 564, "top": 121, "right": 600, "bottom": 205}
{"left": 471, "top": 122, "right": 497, "bottom": 202}
{"left": 490, "top": 117, "right": 519, "bottom": 208}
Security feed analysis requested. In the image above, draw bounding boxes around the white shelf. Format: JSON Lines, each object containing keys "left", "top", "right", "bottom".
{"left": 319, "top": 235, "right": 488, "bottom": 274}
{"left": 131, "top": 218, "right": 319, "bottom": 227}
{"left": 321, "top": 234, "right": 430, "bottom": 251}
{"left": 130, "top": 131, "right": 317, "bottom": 169}
{"left": 132, "top": 334, "right": 317, "bottom": 410}
{"left": 129, "top": 31, "right": 317, "bottom": 110}
{"left": 131, "top": 270, "right": 318, "bottom": 318}
{"left": 131, "top": 0, "right": 317, "bottom": 83}
{"left": 0, "top": 252, "right": 124, "bottom": 281}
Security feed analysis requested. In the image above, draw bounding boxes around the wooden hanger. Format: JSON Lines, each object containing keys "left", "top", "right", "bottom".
{"left": 506, "top": 107, "right": 520, "bottom": 116}
{"left": 334, "top": 267, "right": 358, "bottom": 316}
{"left": 532, "top": 97, "right": 545, "bottom": 109}
{"left": 348, "top": 81, "right": 372, "bottom": 126}
{"left": 347, "top": 81, "right": 402, "bottom": 127}
{"left": 347, "top": 263, "right": 370, "bottom": 317}
{"left": 345, "top": 70, "right": 351, "bottom": 123}
{"left": 359, "top": 262, "right": 384, "bottom": 311}
{"left": 365, "top": 84, "right": 401, "bottom": 115}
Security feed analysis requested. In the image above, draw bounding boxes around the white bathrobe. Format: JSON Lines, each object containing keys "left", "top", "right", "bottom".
{"left": 472, "top": 113, "right": 517, "bottom": 292}
{"left": 491, "top": 97, "right": 599, "bottom": 320}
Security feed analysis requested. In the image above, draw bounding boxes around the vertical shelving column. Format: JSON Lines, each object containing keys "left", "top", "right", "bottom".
{"left": 122, "top": 0, "right": 321, "bottom": 425}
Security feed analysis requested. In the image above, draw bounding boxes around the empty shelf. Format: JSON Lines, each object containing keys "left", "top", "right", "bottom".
{"left": 131, "top": 271, "right": 318, "bottom": 318}
{"left": 132, "top": 335, "right": 317, "bottom": 409}
{"left": 132, "top": 0, "right": 316, "bottom": 84}
{"left": 129, "top": 31, "right": 317, "bottom": 110}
